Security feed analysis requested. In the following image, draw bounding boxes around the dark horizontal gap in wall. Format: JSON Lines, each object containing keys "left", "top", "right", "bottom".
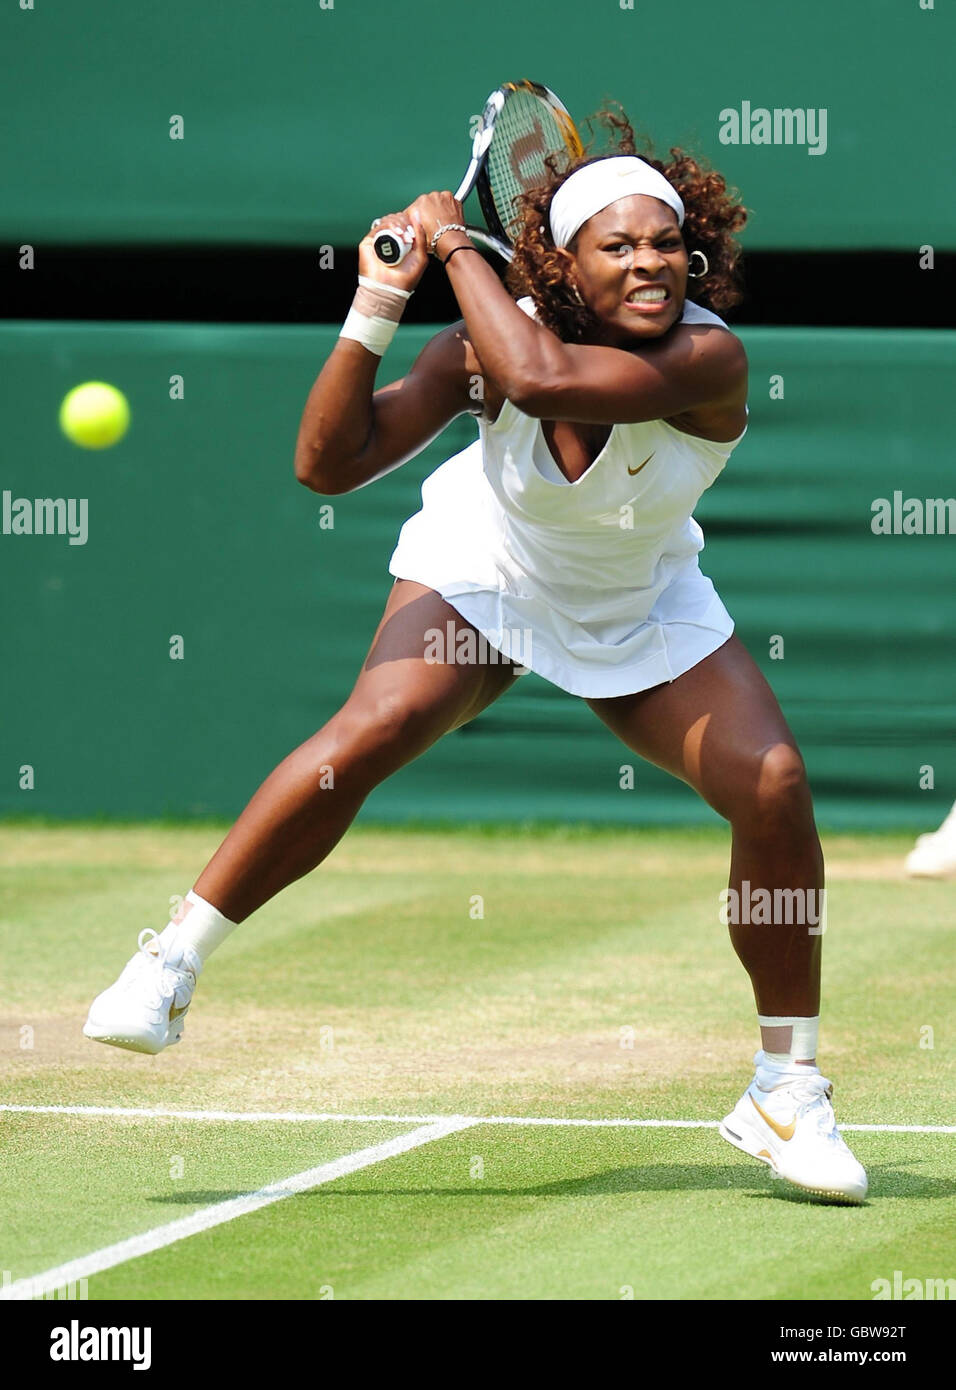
{"left": 1, "top": 246, "right": 948, "bottom": 328}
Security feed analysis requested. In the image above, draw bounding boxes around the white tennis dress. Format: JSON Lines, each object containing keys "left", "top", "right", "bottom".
{"left": 388, "top": 296, "right": 748, "bottom": 698}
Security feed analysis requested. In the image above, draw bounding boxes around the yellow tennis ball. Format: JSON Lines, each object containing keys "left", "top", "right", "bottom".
{"left": 59, "top": 381, "right": 130, "bottom": 450}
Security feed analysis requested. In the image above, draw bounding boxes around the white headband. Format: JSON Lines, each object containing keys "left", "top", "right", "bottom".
{"left": 549, "top": 155, "right": 685, "bottom": 248}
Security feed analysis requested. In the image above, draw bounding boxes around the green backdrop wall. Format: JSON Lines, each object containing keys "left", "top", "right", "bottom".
{"left": 1, "top": 0, "right": 952, "bottom": 250}
{"left": 2, "top": 321, "right": 953, "bottom": 828}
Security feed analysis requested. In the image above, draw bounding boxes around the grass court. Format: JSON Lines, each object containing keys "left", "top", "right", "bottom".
{"left": 2, "top": 823, "right": 953, "bottom": 1301}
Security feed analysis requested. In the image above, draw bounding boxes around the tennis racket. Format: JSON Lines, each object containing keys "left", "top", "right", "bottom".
{"left": 372, "top": 80, "right": 582, "bottom": 266}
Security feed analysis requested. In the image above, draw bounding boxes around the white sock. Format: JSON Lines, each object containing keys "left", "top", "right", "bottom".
{"left": 158, "top": 889, "right": 238, "bottom": 967}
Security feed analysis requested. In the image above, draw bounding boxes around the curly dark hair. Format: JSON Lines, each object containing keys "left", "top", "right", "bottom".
{"left": 506, "top": 105, "right": 749, "bottom": 342}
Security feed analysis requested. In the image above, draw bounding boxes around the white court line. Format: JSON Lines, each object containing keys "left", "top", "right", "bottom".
{"left": 0, "top": 1116, "right": 474, "bottom": 1301}
{"left": 2, "top": 1103, "right": 953, "bottom": 1134}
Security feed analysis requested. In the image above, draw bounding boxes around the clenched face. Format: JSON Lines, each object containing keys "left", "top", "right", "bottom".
{"left": 567, "top": 194, "right": 688, "bottom": 345}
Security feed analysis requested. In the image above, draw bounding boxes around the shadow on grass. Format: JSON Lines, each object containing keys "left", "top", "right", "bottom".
{"left": 145, "top": 1159, "right": 954, "bottom": 1207}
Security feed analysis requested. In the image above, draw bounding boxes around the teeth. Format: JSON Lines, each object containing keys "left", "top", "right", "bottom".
{"left": 628, "top": 288, "right": 667, "bottom": 303}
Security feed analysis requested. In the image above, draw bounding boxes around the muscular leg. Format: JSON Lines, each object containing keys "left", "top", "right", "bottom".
{"left": 587, "top": 636, "right": 823, "bottom": 1052}
{"left": 193, "top": 580, "right": 520, "bottom": 922}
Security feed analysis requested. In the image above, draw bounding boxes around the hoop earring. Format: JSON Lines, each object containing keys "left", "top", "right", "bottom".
{"left": 570, "top": 285, "right": 585, "bottom": 306}
{"left": 687, "top": 249, "right": 709, "bottom": 279}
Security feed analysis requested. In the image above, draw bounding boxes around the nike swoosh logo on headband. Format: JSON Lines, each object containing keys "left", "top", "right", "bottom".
{"left": 627, "top": 453, "right": 655, "bottom": 476}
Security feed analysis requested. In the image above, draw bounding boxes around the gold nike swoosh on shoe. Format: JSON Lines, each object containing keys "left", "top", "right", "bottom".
{"left": 627, "top": 453, "right": 654, "bottom": 476}
{"left": 750, "top": 1094, "right": 797, "bottom": 1141}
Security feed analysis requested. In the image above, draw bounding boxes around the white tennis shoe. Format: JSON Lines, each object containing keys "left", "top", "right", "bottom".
{"left": 905, "top": 801, "right": 956, "bottom": 878}
{"left": 719, "top": 1054, "right": 868, "bottom": 1204}
{"left": 83, "top": 929, "right": 201, "bottom": 1055}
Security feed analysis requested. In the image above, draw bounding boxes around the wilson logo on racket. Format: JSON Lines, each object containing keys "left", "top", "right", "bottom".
{"left": 627, "top": 453, "right": 655, "bottom": 477}
{"left": 509, "top": 120, "right": 548, "bottom": 188}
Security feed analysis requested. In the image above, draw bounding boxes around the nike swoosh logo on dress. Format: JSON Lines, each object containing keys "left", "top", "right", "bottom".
{"left": 627, "top": 453, "right": 654, "bottom": 476}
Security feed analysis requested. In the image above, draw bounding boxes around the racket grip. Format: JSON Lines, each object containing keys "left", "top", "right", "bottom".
{"left": 373, "top": 228, "right": 412, "bottom": 266}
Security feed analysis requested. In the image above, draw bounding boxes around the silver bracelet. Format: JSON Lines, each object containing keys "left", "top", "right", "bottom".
{"left": 429, "top": 222, "right": 467, "bottom": 256}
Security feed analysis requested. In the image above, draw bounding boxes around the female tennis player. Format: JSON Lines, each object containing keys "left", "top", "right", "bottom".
{"left": 85, "top": 118, "right": 867, "bottom": 1204}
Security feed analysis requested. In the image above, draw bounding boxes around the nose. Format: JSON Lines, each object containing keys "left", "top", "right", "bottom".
{"left": 619, "top": 244, "right": 668, "bottom": 275}
{"left": 635, "top": 246, "right": 668, "bottom": 274}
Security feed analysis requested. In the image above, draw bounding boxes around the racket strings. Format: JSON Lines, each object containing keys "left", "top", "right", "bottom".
{"left": 486, "top": 90, "right": 574, "bottom": 240}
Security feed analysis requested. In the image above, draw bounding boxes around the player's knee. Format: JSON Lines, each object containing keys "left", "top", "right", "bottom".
{"left": 751, "top": 743, "right": 811, "bottom": 827}
{"left": 338, "top": 690, "right": 447, "bottom": 779}
{"left": 723, "top": 742, "right": 811, "bottom": 837}
{"left": 373, "top": 693, "right": 423, "bottom": 751}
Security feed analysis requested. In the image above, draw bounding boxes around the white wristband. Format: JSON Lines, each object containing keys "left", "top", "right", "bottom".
{"left": 339, "top": 277, "right": 412, "bottom": 356}
{"left": 340, "top": 308, "right": 399, "bottom": 356}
